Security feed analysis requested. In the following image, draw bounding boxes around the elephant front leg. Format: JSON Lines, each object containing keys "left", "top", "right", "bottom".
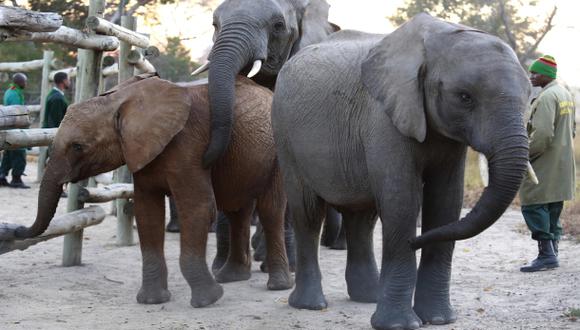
{"left": 343, "top": 210, "right": 379, "bottom": 303}
{"left": 133, "top": 189, "right": 171, "bottom": 304}
{"left": 372, "top": 186, "right": 422, "bottom": 330}
{"left": 173, "top": 192, "right": 223, "bottom": 307}
{"left": 214, "top": 205, "right": 253, "bottom": 283}
{"left": 413, "top": 170, "right": 463, "bottom": 325}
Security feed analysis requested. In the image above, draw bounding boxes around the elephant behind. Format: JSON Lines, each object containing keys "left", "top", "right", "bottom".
{"left": 272, "top": 14, "right": 531, "bottom": 330}
{"left": 13, "top": 74, "right": 293, "bottom": 308}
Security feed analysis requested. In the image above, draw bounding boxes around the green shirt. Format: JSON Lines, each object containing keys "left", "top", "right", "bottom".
{"left": 3, "top": 84, "right": 24, "bottom": 106}
{"left": 42, "top": 87, "right": 69, "bottom": 128}
{"left": 519, "top": 80, "right": 577, "bottom": 205}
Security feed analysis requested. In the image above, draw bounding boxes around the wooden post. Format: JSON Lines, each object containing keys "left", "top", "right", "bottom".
{"left": 62, "top": 0, "right": 106, "bottom": 266}
{"left": 37, "top": 50, "right": 53, "bottom": 182}
{"left": 114, "top": 15, "right": 136, "bottom": 247}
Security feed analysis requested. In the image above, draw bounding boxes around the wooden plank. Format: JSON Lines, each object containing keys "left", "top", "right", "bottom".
{"left": 0, "top": 206, "right": 106, "bottom": 255}
{"left": 3, "top": 26, "right": 119, "bottom": 51}
{"left": 86, "top": 16, "right": 149, "bottom": 48}
{"left": 0, "top": 5, "right": 62, "bottom": 32}
{"left": 78, "top": 183, "right": 134, "bottom": 203}
{"left": 0, "top": 128, "right": 57, "bottom": 150}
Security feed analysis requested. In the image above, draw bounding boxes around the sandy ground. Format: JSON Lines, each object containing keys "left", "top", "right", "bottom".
{"left": 1, "top": 160, "right": 579, "bottom": 330}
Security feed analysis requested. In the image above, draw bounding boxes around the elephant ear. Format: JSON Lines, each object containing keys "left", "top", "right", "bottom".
{"left": 114, "top": 77, "right": 192, "bottom": 173}
{"left": 100, "top": 72, "right": 159, "bottom": 96}
{"left": 361, "top": 13, "right": 439, "bottom": 142}
{"left": 292, "top": 0, "right": 340, "bottom": 55}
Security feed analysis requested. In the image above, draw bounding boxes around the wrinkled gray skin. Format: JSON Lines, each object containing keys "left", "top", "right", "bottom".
{"left": 272, "top": 14, "right": 530, "bottom": 330}
{"left": 204, "top": 0, "right": 339, "bottom": 167}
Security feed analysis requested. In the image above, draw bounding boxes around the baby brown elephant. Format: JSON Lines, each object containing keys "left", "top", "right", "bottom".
{"left": 13, "top": 74, "right": 293, "bottom": 307}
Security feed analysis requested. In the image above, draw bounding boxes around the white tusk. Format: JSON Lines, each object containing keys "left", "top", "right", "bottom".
{"left": 191, "top": 61, "right": 210, "bottom": 76}
{"left": 527, "top": 161, "right": 539, "bottom": 185}
{"left": 478, "top": 153, "right": 489, "bottom": 187}
{"left": 247, "top": 60, "right": 262, "bottom": 78}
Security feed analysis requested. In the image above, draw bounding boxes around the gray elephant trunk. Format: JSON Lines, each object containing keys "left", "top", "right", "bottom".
{"left": 14, "top": 161, "right": 64, "bottom": 239}
{"left": 410, "top": 125, "right": 529, "bottom": 249}
{"left": 203, "top": 26, "right": 261, "bottom": 168}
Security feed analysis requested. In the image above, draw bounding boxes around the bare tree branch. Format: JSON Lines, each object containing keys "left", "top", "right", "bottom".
{"left": 126, "top": 0, "right": 153, "bottom": 17}
{"left": 521, "top": 5, "right": 557, "bottom": 63}
{"left": 498, "top": 0, "right": 517, "bottom": 51}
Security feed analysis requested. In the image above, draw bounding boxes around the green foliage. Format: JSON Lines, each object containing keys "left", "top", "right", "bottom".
{"left": 390, "top": 0, "right": 555, "bottom": 64}
{"left": 150, "top": 37, "right": 201, "bottom": 83}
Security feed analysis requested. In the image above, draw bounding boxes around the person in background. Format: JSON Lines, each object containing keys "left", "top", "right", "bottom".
{"left": 0, "top": 73, "right": 29, "bottom": 189}
{"left": 43, "top": 71, "right": 70, "bottom": 129}
{"left": 520, "top": 55, "right": 576, "bottom": 272}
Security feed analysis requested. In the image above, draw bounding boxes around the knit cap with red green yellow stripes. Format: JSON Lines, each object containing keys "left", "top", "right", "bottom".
{"left": 529, "top": 55, "right": 557, "bottom": 79}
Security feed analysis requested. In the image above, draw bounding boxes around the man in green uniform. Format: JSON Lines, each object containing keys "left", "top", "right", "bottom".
{"left": 520, "top": 55, "right": 577, "bottom": 272}
{"left": 42, "top": 72, "right": 70, "bottom": 129}
{"left": 0, "top": 73, "right": 29, "bottom": 189}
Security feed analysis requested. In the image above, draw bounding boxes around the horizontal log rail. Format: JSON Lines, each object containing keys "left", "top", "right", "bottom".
{"left": 0, "top": 58, "right": 60, "bottom": 72}
{"left": 0, "top": 105, "right": 41, "bottom": 129}
{"left": 2, "top": 26, "right": 119, "bottom": 51}
{"left": 87, "top": 16, "right": 149, "bottom": 49}
{"left": 0, "top": 128, "right": 57, "bottom": 150}
{"left": 0, "top": 206, "right": 106, "bottom": 254}
{"left": 0, "top": 5, "right": 62, "bottom": 32}
{"left": 78, "top": 183, "right": 134, "bottom": 203}
{"left": 127, "top": 49, "right": 155, "bottom": 74}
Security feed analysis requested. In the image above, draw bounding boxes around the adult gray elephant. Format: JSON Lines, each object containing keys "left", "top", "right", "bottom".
{"left": 272, "top": 14, "right": 531, "bottom": 330}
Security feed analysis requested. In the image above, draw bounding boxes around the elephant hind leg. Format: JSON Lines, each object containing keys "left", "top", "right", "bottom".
{"left": 343, "top": 209, "right": 379, "bottom": 303}
{"left": 214, "top": 204, "right": 253, "bottom": 283}
{"left": 286, "top": 185, "right": 328, "bottom": 309}
{"left": 256, "top": 191, "right": 293, "bottom": 290}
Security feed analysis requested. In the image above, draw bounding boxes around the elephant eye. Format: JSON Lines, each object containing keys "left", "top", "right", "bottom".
{"left": 273, "top": 21, "right": 285, "bottom": 32}
{"left": 458, "top": 92, "right": 474, "bottom": 106}
{"left": 72, "top": 143, "right": 83, "bottom": 152}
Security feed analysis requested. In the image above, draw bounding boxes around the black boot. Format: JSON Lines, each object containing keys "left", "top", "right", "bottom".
{"left": 552, "top": 240, "right": 559, "bottom": 256}
{"left": 10, "top": 175, "right": 30, "bottom": 189}
{"left": 520, "top": 240, "right": 559, "bottom": 272}
{"left": 165, "top": 197, "right": 180, "bottom": 232}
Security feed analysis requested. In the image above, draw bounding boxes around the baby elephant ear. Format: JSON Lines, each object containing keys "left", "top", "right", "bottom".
{"left": 100, "top": 72, "right": 159, "bottom": 96}
{"left": 361, "top": 14, "right": 432, "bottom": 143}
{"left": 115, "top": 77, "right": 192, "bottom": 173}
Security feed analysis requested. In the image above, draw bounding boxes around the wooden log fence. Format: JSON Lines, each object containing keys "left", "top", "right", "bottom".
{"left": 0, "top": 206, "right": 106, "bottom": 255}
{"left": 78, "top": 183, "right": 134, "bottom": 203}
{"left": 3, "top": 26, "right": 119, "bottom": 51}
{"left": 0, "top": 128, "right": 57, "bottom": 150}
{"left": 127, "top": 49, "right": 155, "bottom": 74}
{"left": 0, "top": 5, "right": 62, "bottom": 33}
{"left": 0, "top": 105, "right": 41, "bottom": 129}
{"left": 87, "top": 16, "right": 149, "bottom": 48}
{"left": 0, "top": 58, "right": 60, "bottom": 72}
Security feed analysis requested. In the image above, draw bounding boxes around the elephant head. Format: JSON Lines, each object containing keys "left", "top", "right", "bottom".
{"left": 362, "top": 13, "right": 531, "bottom": 249}
{"left": 14, "top": 75, "right": 192, "bottom": 239}
{"left": 202, "top": 0, "right": 338, "bottom": 168}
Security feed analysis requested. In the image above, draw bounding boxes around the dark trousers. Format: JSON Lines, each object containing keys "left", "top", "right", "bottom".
{"left": 0, "top": 149, "right": 26, "bottom": 177}
{"left": 0, "top": 149, "right": 27, "bottom": 177}
{"left": 521, "top": 202, "right": 563, "bottom": 241}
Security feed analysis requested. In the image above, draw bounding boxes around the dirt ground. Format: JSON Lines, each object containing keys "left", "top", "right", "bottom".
{"left": 1, "top": 160, "right": 579, "bottom": 330}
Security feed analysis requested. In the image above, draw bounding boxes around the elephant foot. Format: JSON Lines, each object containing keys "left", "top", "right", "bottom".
{"left": 267, "top": 269, "right": 294, "bottom": 290}
{"left": 346, "top": 263, "right": 379, "bottom": 303}
{"left": 165, "top": 221, "right": 179, "bottom": 233}
{"left": 190, "top": 282, "right": 224, "bottom": 308}
{"left": 288, "top": 284, "right": 327, "bottom": 310}
{"left": 211, "top": 255, "right": 227, "bottom": 275}
{"left": 214, "top": 262, "right": 251, "bottom": 283}
{"left": 371, "top": 306, "right": 422, "bottom": 330}
{"left": 414, "top": 302, "right": 456, "bottom": 325}
{"left": 136, "top": 287, "right": 171, "bottom": 304}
